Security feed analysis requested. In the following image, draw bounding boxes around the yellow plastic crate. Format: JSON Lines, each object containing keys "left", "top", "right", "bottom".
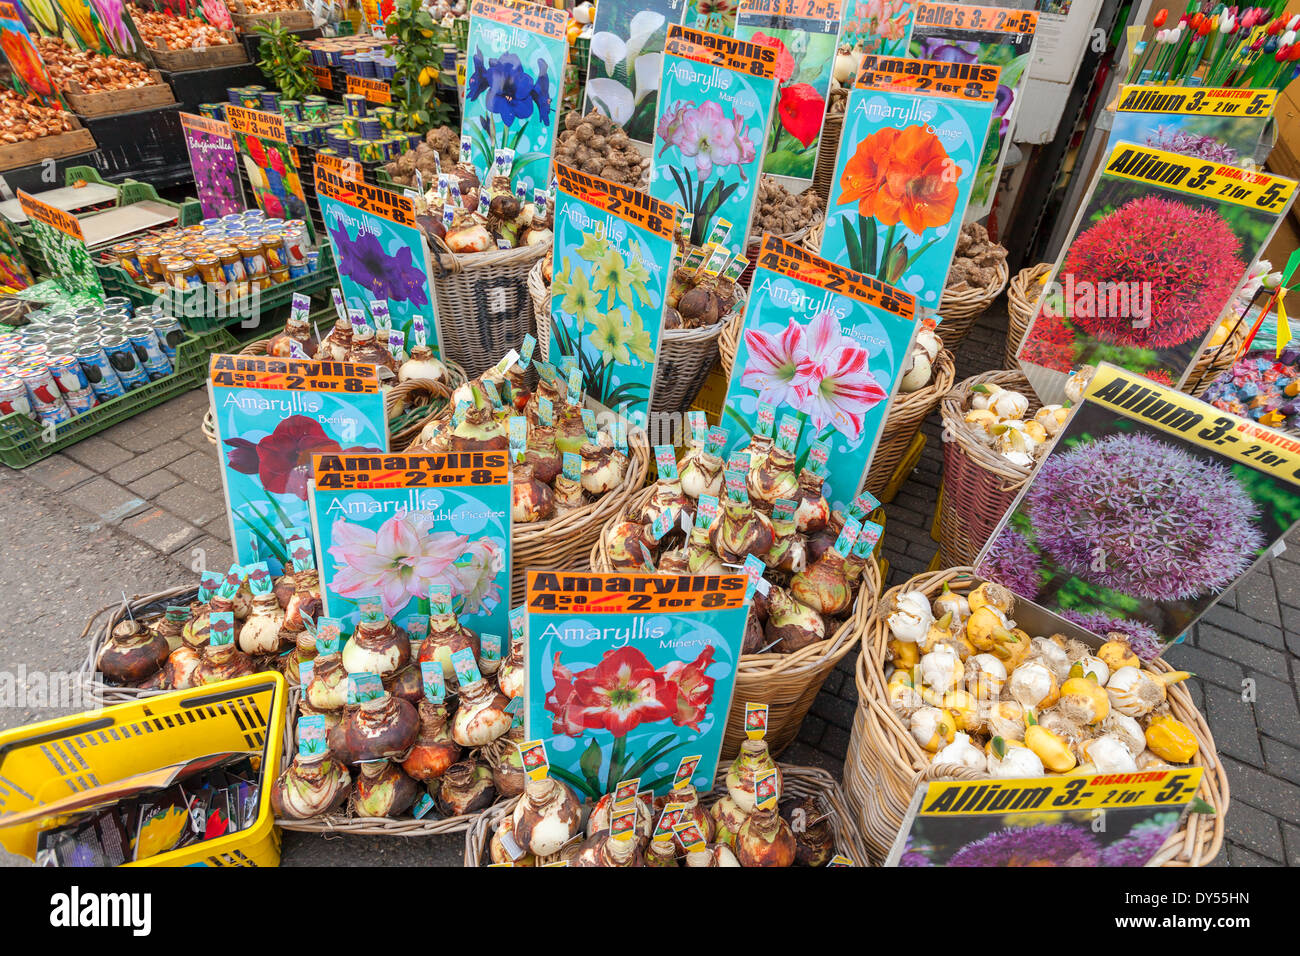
{"left": 0, "top": 673, "right": 286, "bottom": 867}
{"left": 689, "top": 364, "right": 729, "bottom": 426}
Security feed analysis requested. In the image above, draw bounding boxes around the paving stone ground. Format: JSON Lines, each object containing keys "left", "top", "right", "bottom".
{"left": 2, "top": 305, "right": 1296, "bottom": 866}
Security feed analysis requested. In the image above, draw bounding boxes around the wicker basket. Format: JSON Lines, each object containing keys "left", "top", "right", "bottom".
{"left": 529, "top": 263, "right": 741, "bottom": 416}
{"left": 275, "top": 688, "right": 503, "bottom": 837}
{"left": 937, "top": 370, "right": 1040, "bottom": 567}
{"left": 79, "top": 585, "right": 202, "bottom": 705}
{"left": 428, "top": 239, "right": 548, "bottom": 379}
{"left": 932, "top": 257, "right": 1010, "bottom": 350}
{"left": 464, "top": 763, "right": 869, "bottom": 865}
{"left": 589, "top": 486, "right": 878, "bottom": 758}
{"left": 812, "top": 110, "right": 844, "bottom": 205}
{"left": 843, "top": 567, "right": 1230, "bottom": 866}
{"left": 863, "top": 347, "right": 954, "bottom": 502}
{"left": 718, "top": 310, "right": 743, "bottom": 382}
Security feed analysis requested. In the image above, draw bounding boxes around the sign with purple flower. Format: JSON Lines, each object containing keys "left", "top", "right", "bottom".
{"left": 649, "top": 24, "right": 779, "bottom": 251}
{"left": 819, "top": 56, "right": 997, "bottom": 311}
{"left": 550, "top": 162, "right": 679, "bottom": 425}
{"left": 315, "top": 164, "right": 439, "bottom": 353}
{"left": 460, "top": 0, "right": 567, "bottom": 196}
{"left": 208, "top": 355, "right": 389, "bottom": 576}
{"left": 1015, "top": 143, "right": 1296, "bottom": 405}
{"left": 308, "top": 451, "right": 511, "bottom": 641}
{"left": 886, "top": 769, "right": 1205, "bottom": 867}
{"left": 905, "top": 2, "right": 1038, "bottom": 222}
{"left": 719, "top": 233, "right": 917, "bottom": 511}
{"left": 180, "top": 113, "right": 244, "bottom": 220}
{"left": 1109, "top": 85, "right": 1274, "bottom": 169}
{"left": 976, "top": 363, "right": 1300, "bottom": 656}
{"left": 525, "top": 570, "right": 749, "bottom": 800}
{"left": 734, "top": 0, "right": 843, "bottom": 191}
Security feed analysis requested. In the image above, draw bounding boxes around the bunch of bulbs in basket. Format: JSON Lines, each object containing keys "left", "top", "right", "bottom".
{"left": 884, "top": 581, "right": 1202, "bottom": 777}
{"left": 600, "top": 408, "right": 879, "bottom": 655}
{"left": 94, "top": 550, "right": 326, "bottom": 693}
{"left": 408, "top": 344, "right": 631, "bottom": 524}
{"left": 272, "top": 591, "right": 530, "bottom": 821}
{"left": 488, "top": 731, "right": 847, "bottom": 866}
{"left": 958, "top": 380, "right": 1072, "bottom": 468}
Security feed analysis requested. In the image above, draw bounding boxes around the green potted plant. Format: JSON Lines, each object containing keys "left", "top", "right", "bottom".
{"left": 255, "top": 19, "right": 319, "bottom": 101}
{"left": 386, "top": 0, "right": 454, "bottom": 133}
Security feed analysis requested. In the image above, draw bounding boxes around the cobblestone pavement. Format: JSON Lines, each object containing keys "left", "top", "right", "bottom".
{"left": 2, "top": 306, "right": 1297, "bottom": 866}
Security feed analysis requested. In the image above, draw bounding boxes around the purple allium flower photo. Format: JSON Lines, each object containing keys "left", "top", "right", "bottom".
{"left": 1026, "top": 433, "right": 1263, "bottom": 602}
{"left": 1144, "top": 126, "right": 1239, "bottom": 165}
{"left": 1059, "top": 610, "right": 1163, "bottom": 661}
{"left": 948, "top": 822, "right": 1101, "bottom": 867}
{"left": 1099, "top": 814, "right": 1180, "bottom": 866}
{"left": 980, "top": 527, "right": 1041, "bottom": 599}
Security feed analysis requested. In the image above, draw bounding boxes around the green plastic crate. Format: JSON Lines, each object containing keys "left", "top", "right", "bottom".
{"left": 101, "top": 244, "right": 338, "bottom": 334}
{"left": 0, "top": 327, "right": 238, "bottom": 469}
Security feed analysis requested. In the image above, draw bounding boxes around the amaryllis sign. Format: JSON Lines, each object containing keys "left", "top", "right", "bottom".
{"left": 525, "top": 570, "right": 749, "bottom": 800}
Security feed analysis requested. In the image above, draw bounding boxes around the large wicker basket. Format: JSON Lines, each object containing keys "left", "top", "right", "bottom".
{"left": 933, "top": 257, "right": 1010, "bottom": 350}
{"left": 528, "top": 259, "right": 741, "bottom": 415}
{"left": 589, "top": 485, "right": 878, "bottom": 758}
{"left": 843, "top": 567, "right": 1230, "bottom": 866}
{"left": 937, "top": 370, "right": 1040, "bottom": 567}
{"left": 79, "top": 585, "right": 203, "bottom": 705}
{"left": 428, "top": 239, "right": 548, "bottom": 379}
{"left": 864, "top": 347, "right": 954, "bottom": 501}
{"left": 276, "top": 689, "right": 505, "bottom": 837}
{"left": 464, "top": 763, "right": 869, "bottom": 865}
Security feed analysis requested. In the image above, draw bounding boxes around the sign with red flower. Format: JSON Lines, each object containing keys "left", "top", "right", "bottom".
{"left": 525, "top": 570, "right": 749, "bottom": 799}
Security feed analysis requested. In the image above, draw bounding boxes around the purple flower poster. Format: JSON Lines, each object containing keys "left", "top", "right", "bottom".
{"left": 315, "top": 163, "right": 440, "bottom": 355}
{"left": 886, "top": 769, "right": 1204, "bottom": 867}
{"left": 180, "top": 113, "right": 244, "bottom": 219}
{"left": 975, "top": 363, "right": 1300, "bottom": 654}
{"left": 308, "top": 451, "right": 511, "bottom": 643}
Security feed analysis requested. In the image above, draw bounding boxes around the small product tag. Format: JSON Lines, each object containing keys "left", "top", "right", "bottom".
{"left": 509, "top": 416, "right": 527, "bottom": 462}
{"left": 357, "top": 595, "right": 385, "bottom": 626}
{"left": 450, "top": 646, "right": 482, "bottom": 686}
{"left": 745, "top": 702, "right": 769, "bottom": 740}
{"left": 755, "top": 767, "right": 779, "bottom": 811}
{"left": 755, "top": 403, "right": 776, "bottom": 438}
{"left": 298, "top": 714, "right": 327, "bottom": 757}
{"left": 562, "top": 451, "right": 582, "bottom": 482}
{"left": 654, "top": 444, "right": 679, "bottom": 481}
{"left": 480, "top": 632, "right": 504, "bottom": 662}
{"left": 348, "top": 672, "right": 384, "bottom": 705}
{"left": 610, "top": 803, "right": 638, "bottom": 841}
{"left": 775, "top": 414, "right": 801, "bottom": 453}
{"left": 653, "top": 803, "right": 687, "bottom": 842}
{"left": 428, "top": 583, "right": 453, "bottom": 616}
{"left": 695, "top": 494, "right": 720, "bottom": 529}
{"left": 826, "top": 854, "right": 855, "bottom": 866}
{"left": 672, "top": 821, "right": 708, "bottom": 853}
{"left": 519, "top": 334, "right": 536, "bottom": 368}
{"left": 566, "top": 368, "right": 583, "bottom": 405}
{"left": 742, "top": 554, "right": 767, "bottom": 601}
{"left": 315, "top": 617, "right": 342, "bottom": 656}
{"left": 420, "top": 661, "right": 445, "bottom": 702}
{"left": 834, "top": 517, "right": 862, "bottom": 557}
{"left": 580, "top": 407, "right": 597, "bottom": 442}
{"left": 208, "top": 611, "right": 235, "bottom": 646}
{"left": 517, "top": 739, "right": 549, "bottom": 781}
{"left": 672, "top": 754, "right": 701, "bottom": 790}
{"left": 537, "top": 395, "right": 554, "bottom": 427}
{"left": 245, "top": 561, "right": 272, "bottom": 596}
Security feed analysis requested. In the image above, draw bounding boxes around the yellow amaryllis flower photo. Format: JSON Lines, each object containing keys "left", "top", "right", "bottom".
{"left": 593, "top": 246, "right": 638, "bottom": 306}
{"left": 558, "top": 259, "right": 602, "bottom": 327}
{"left": 588, "top": 309, "right": 636, "bottom": 365}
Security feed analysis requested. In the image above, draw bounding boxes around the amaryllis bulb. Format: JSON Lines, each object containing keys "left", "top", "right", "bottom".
{"left": 401, "top": 699, "right": 461, "bottom": 782}
{"left": 497, "top": 639, "right": 525, "bottom": 699}
{"left": 790, "top": 546, "right": 854, "bottom": 617}
{"left": 271, "top": 753, "right": 351, "bottom": 819}
{"left": 763, "top": 588, "right": 825, "bottom": 653}
{"left": 525, "top": 425, "right": 562, "bottom": 484}
{"left": 482, "top": 727, "right": 527, "bottom": 797}
{"left": 343, "top": 693, "right": 420, "bottom": 762}
{"left": 399, "top": 344, "right": 447, "bottom": 383}
{"left": 680, "top": 449, "right": 724, "bottom": 500}
{"left": 726, "top": 738, "right": 782, "bottom": 813}
{"left": 604, "top": 519, "right": 657, "bottom": 570}
{"left": 735, "top": 808, "right": 796, "bottom": 867}
{"left": 512, "top": 776, "right": 582, "bottom": 856}
{"left": 162, "top": 645, "right": 202, "bottom": 690}
{"left": 239, "top": 592, "right": 286, "bottom": 655}
{"left": 685, "top": 844, "right": 742, "bottom": 867}
{"left": 451, "top": 677, "right": 511, "bottom": 746}
{"left": 307, "top": 653, "right": 349, "bottom": 710}
{"left": 580, "top": 442, "right": 626, "bottom": 495}
{"left": 685, "top": 527, "right": 725, "bottom": 575}
{"left": 572, "top": 832, "right": 646, "bottom": 867}
{"left": 353, "top": 759, "right": 419, "bottom": 818}
{"left": 780, "top": 795, "right": 835, "bottom": 867}
{"left": 417, "top": 612, "right": 481, "bottom": 684}
{"left": 710, "top": 497, "right": 775, "bottom": 563}
{"left": 792, "top": 470, "right": 830, "bottom": 534}
{"left": 710, "top": 795, "right": 750, "bottom": 846}
{"left": 436, "top": 759, "right": 497, "bottom": 816}
{"left": 586, "top": 791, "right": 654, "bottom": 844}
{"left": 512, "top": 462, "right": 555, "bottom": 523}
{"left": 97, "top": 620, "right": 169, "bottom": 685}
{"left": 747, "top": 445, "right": 798, "bottom": 510}
{"left": 341, "top": 614, "right": 410, "bottom": 680}
{"left": 193, "top": 642, "right": 255, "bottom": 685}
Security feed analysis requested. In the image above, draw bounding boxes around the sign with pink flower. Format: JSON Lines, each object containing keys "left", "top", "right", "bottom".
{"left": 308, "top": 451, "right": 511, "bottom": 641}
{"left": 975, "top": 363, "right": 1300, "bottom": 655}
{"left": 734, "top": 0, "right": 843, "bottom": 190}
{"left": 839, "top": 0, "right": 912, "bottom": 59}
{"left": 1015, "top": 142, "right": 1297, "bottom": 405}
{"left": 819, "top": 55, "right": 998, "bottom": 311}
{"left": 886, "top": 768, "right": 1204, "bottom": 867}
{"left": 525, "top": 570, "right": 749, "bottom": 800}
{"left": 649, "top": 24, "right": 779, "bottom": 250}
{"left": 209, "top": 355, "right": 389, "bottom": 576}
{"left": 180, "top": 113, "right": 244, "bottom": 219}
{"left": 719, "top": 233, "right": 917, "bottom": 512}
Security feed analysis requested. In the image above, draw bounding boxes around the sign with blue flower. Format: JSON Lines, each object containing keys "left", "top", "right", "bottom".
{"left": 208, "top": 355, "right": 388, "bottom": 576}
{"left": 819, "top": 55, "right": 997, "bottom": 313}
{"left": 525, "top": 570, "right": 749, "bottom": 801}
{"left": 719, "top": 233, "right": 917, "bottom": 512}
{"left": 461, "top": 0, "right": 568, "bottom": 197}
{"left": 550, "top": 162, "right": 680, "bottom": 425}
{"left": 308, "top": 451, "right": 511, "bottom": 644}
{"left": 315, "top": 164, "right": 440, "bottom": 355}
{"left": 649, "top": 24, "right": 779, "bottom": 252}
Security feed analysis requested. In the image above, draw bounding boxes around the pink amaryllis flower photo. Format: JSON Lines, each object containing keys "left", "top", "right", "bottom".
{"left": 327, "top": 511, "right": 503, "bottom": 618}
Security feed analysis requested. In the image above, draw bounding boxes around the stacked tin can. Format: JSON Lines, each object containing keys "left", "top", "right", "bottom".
{"left": 0, "top": 300, "right": 186, "bottom": 425}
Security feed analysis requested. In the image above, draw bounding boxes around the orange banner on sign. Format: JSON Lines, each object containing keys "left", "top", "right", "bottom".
{"left": 310, "top": 64, "right": 333, "bottom": 91}
{"left": 179, "top": 112, "right": 235, "bottom": 141}
{"left": 225, "top": 103, "right": 288, "bottom": 143}
{"left": 754, "top": 233, "right": 916, "bottom": 318}
{"left": 736, "top": 0, "right": 840, "bottom": 21}
{"left": 554, "top": 163, "right": 679, "bottom": 240}
{"left": 912, "top": 1, "right": 1037, "bottom": 35}
{"left": 314, "top": 165, "right": 417, "bottom": 228}
{"left": 473, "top": 0, "right": 568, "bottom": 39}
{"left": 346, "top": 74, "right": 391, "bottom": 104}
{"left": 312, "top": 451, "right": 511, "bottom": 489}
{"left": 665, "top": 23, "right": 780, "bottom": 79}
{"left": 17, "top": 190, "right": 84, "bottom": 241}
{"left": 314, "top": 152, "right": 364, "bottom": 183}
{"left": 208, "top": 354, "right": 381, "bottom": 393}
{"left": 856, "top": 55, "right": 1001, "bottom": 100}
{"left": 526, "top": 570, "right": 749, "bottom": 614}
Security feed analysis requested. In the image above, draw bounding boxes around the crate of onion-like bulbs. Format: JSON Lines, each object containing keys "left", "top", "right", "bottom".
{"left": 842, "top": 568, "right": 1228, "bottom": 866}
{"left": 589, "top": 414, "right": 880, "bottom": 758}
{"left": 272, "top": 597, "right": 530, "bottom": 834}
{"left": 464, "top": 736, "right": 867, "bottom": 866}
{"left": 406, "top": 349, "right": 650, "bottom": 600}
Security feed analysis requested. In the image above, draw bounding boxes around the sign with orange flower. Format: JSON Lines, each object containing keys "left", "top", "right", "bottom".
{"left": 819, "top": 54, "right": 997, "bottom": 312}
{"left": 0, "top": 2, "right": 61, "bottom": 108}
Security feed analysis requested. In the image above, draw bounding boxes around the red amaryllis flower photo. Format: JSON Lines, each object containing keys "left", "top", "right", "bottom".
{"left": 778, "top": 83, "right": 824, "bottom": 148}
{"left": 661, "top": 647, "right": 717, "bottom": 731}
{"left": 225, "top": 414, "right": 362, "bottom": 500}
{"left": 544, "top": 646, "right": 677, "bottom": 737}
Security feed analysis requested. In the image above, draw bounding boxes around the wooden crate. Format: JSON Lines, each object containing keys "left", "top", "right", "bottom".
{"left": 65, "top": 70, "right": 177, "bottom": 117}
{"left": 229, "top": 0, "right": 316, "bottom": 32}
{"left": 0, "top": 114, "right": 97, "bottom": 173}
{"left": 147, "top": 31, "right": 249, "bottom": 72}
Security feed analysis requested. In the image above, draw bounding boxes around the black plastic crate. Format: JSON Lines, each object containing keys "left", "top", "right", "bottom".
{"left": 161, "top": 62, "right": 265, "bottom": 114}
{"left": 78, "top": 104, "right": 191, "bottom": 186}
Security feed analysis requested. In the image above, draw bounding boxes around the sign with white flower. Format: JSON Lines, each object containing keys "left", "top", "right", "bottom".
{"left": 550, "top": 162, "right": 680, "bottom": 425}
{"left": 649, "top": 24, "right": 779, "bottom": 251}
{"left": 583, "top": 0, "right": 686, "bottom": 149}
{"left": 819, "top": 55, "right": 997, "bottom": 312}
{"left": 719, "top": 233, "right": 917, "bottom": 511}
{"left": 308, "top": 451, "right": 511, "bottom": 641}
{"left": 525, "top": 570, "right": 749, "bottom": 801}
{"left": 734, "top": 0, "right": 843, "bottom": 191}
{"left": 461, "top": 0, "right": 568, "bottom": 197}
